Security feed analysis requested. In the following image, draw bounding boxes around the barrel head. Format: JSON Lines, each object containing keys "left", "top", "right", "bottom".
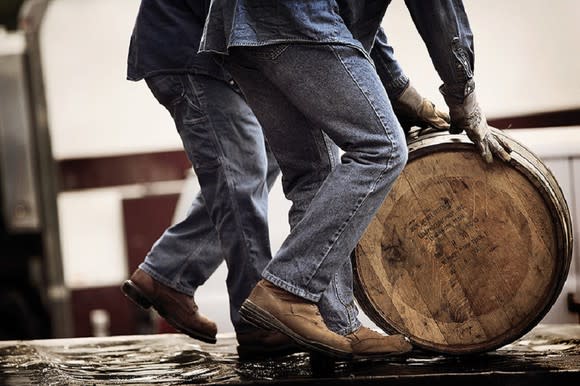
{"left": 354, "top": 132, "right": 572, "bottom": 354}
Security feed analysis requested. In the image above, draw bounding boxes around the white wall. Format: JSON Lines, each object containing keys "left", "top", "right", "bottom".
{"left": 40, "top": 0, "right": 178, "bottom": 160}
{"left": 38, "top": 0, "right": 580, "bottom": 334}
{"left": 40, "top": 0, "right": 580, "bottom": 159}
{"left": 383, "top": 0, "right": 580, "bottom": 117}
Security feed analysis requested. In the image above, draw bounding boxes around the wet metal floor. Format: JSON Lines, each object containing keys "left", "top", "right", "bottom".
{"left": 0, "top": 324, "right": 579, "bottom": 385}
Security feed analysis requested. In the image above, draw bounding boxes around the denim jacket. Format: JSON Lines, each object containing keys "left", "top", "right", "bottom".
{"left": 201, "top": 0, "right": 475, "bottom": 102}
{"left": 403, "top": 0, "right": 475, "bottom": 102}
{"left": 127, "top": 0, "right": 226, "bottom": 81}
{"left": 199, "top": 0, "right": 383, "bottom": 55}
{"left": 371, "top": 27, "right": 410, "bottom": 99}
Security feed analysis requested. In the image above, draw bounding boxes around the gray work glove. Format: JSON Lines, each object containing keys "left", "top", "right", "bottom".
{"left": 392, "top": 82, "right": 450, "bottom": 136}
{"left": 446, "top": 91, "right": 512, "bottom": 163}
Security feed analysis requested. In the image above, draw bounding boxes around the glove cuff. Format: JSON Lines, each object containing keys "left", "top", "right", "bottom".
{"left": 395, "top": 82, "right": 423, "bottom": 108}
{"left": 445, "top": 88, "right": 485, "bottom": 135}
{"left": 446, "top": 90, "right": 477, "bottom": 118}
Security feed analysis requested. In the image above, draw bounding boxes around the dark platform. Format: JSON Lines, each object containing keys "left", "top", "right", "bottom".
{"left": 0, "top": 324, "right": 579, "bottom": 385}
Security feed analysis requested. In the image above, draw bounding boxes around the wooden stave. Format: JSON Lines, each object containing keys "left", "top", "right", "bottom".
{"left": 353, "top": 130, "right": 573, "bottom": 354}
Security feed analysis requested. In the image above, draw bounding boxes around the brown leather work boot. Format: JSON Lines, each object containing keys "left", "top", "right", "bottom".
{"left": 121, "top": 269, "right": 217, "bottom": 344}
{"left": 346, "top": 326, "right": 412, "bottom": 358}
{"left": 240, "top": 279, "right": 352, "bottom": 358}
{"left": 236, "top": 329, "right": 304, "bottom": 359}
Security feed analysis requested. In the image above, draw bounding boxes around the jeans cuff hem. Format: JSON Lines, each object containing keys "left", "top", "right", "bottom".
{"left": 332, "top": 321, "right": 361, "bottom": 336}
{"left": 262, "top": 271, "right": 321, "bottom": 303}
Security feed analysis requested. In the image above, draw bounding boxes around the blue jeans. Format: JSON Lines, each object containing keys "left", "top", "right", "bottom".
{"left": 140, "top": 74, "right": 278, "bottom": 334}
{"left": 224, "top": 43, "right": 408, "bottom": 335}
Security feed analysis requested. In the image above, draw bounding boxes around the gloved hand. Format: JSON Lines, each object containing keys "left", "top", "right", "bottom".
{"left": 446, "top": 91, "right": 512, "bottom": 163}
{"left": 392, "top": 82, "right": 450, "bottom": 136}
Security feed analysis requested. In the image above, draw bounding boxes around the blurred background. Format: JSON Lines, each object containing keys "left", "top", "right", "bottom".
{"left": 0, "top": 0, "right": 578, "bottom": 340}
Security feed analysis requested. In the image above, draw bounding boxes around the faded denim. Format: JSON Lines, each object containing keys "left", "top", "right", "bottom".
{"left": 201, "top": 0, "right": 476, "bottom": 103}
{"left": 136, "top": 0, "right": 475, "bottom": 336}
{"left": 371, "top": 28, "right": 410, "bottom": 99}
{"left": 224, "top": 43, "right": 408, "bottom": 334}
{"left": 139, "top": 74, "right": 279, "bottom": 333}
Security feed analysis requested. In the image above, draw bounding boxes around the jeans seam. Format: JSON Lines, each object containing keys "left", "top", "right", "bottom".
{"left": 147, "top": 76, "right": 217, "bottom": 294}
{"left": 301, "top": 46, "right": 395, "bottom": 292}
{"left": 188, "top": 75, "right": 259, "bottom": 284}
{"left": 331, "top": 46, "right": 397, "bottom": 194}
{"left": 331, "top": 273, "right": 354, "bottom": 329}
{"left": 164, "top": 199, "right": 215, "bottom": 291}
{"left": 321, "top": 132, "right": 338, "bottom": 169}
{"left": 176, "top": 234, "right": 214, "bottom": 290}
{"left": 178, "top": 76, "right": 222, "bottom": 170}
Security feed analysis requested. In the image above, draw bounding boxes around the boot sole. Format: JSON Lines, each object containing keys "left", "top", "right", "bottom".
{"left": 240, "top": 301, "right": 352, "bottom": 359}
{"left": 121, "top": 280, "right": 217, "bottom": 344}
{"left": 351, "top": 347, "right": 413, "bottom": 360}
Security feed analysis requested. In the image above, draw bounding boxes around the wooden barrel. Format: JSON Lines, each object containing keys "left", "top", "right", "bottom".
{"left": 353, "top": 129, "right": 573, "bottom": 354}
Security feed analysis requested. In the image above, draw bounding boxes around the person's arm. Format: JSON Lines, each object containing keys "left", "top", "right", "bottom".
{"left": 371, "top": 28, "right": 450, "bottom": 135}
{"left": 404, "top": 0, "right": 511, "bottom": 162}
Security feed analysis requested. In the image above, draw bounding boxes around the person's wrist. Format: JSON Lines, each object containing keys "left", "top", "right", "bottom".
{"left": 385, "top": 75, "right": 410, "bottom": 101}
{"left": 445, "top": 89, "right": 483, "bottom": 135}
{"left": 396, "top": 82, "right": 422, "bottom": 108}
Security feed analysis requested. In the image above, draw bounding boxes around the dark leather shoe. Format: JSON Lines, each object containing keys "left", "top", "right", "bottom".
{"left": 346, "top": 326, "right": 412, "bottom": 358}
{"left": 240, "top": 279, "right": 352, "bottom": 358}
{"left": 236, "top": 330, "right": 304, "bottom": 359}
{"left": 121, "top": 269, "right": 217, "bottom": 344}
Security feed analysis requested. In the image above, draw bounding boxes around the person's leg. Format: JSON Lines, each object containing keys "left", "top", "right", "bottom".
{"left": 124, "top": 74, "right": 280, "bottom": 340}
{"left": 223, "top": 59, "right": 352, "bottom": 356}
{"left": 139, "top": 193, "right": 224, "bottom": 296}
{"left": 268, "top": 133, "right": 362, "bottom": 337}
{"left": 317, "top": 260, "right": 361, "bottom": 335}
{"left": 141, "top": 143, "right": 280, "bottom": 297}
{"left": 172, "top": 74, "right": 277, "bottom": 334}
{"left": 224, "top": 44, "right": 409, "bottom": 356}
{"left": 230, "top": 43, "right": 407, "bottom": 304}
